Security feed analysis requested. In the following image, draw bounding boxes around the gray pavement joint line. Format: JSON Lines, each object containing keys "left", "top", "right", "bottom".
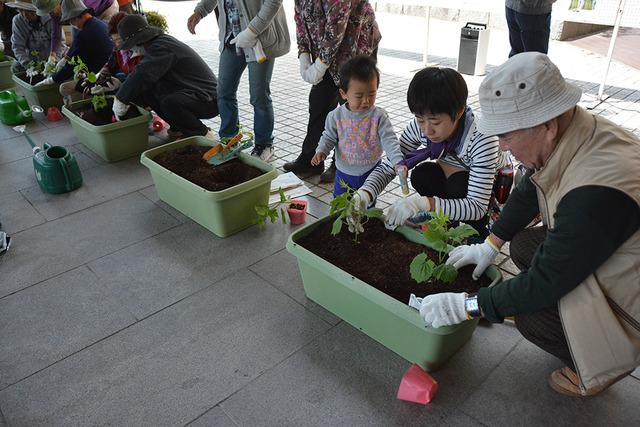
{"left": 5, "top": 186, "right": 172, "bottom": 237}
{"left": 0, "top": 221, "right": 184, "bottom": 303}
{"left": 184, "top": 405, "right": 241, "bottom": 427}
{"left": 455, "top": 332, "right": 525, "bottom": 407}
{"left": 0, "top": 264, "right": 261, "bottom": 391}
{"left": 17, "top": 188, "right": 47, "bottom": 222}
{"left": 457, "top": 408, "right": 492, "bottom": 427}
{"left": 247, "top": 249, "right": 337, "bottom": 327}
{"left": 0, "top": 321, "right": 137, "bottom": 393}
{"left": 186, "top": 322, "right": 342, "bottom": 425}
{"left": 136, "top": 188, "right": 187, "bottom": 223}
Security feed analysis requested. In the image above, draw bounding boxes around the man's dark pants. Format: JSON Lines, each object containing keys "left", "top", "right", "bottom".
{"left": 505, "top": 6, "right": 551, "bottom": 57}
{"left": 138, "top": 91, "right": 218, "bottom": 137}
{"left": 510, "top": 226, "right": 575, "bottom": 369}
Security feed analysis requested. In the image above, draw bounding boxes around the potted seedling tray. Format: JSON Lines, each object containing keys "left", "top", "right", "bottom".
{"left": 286, "top": 216, "right": 502, "bottom": 371}
{"left": 140, "top": 136, "right": 279, "bottom": 237}
{"left": 0, "top": 56, "right": 16, "bottom": 90}
{"left": 12, "top": 72, "right": 63, "bottom": 111}
{"left": 62, "top": 96, "right": 151, "bottom": 162}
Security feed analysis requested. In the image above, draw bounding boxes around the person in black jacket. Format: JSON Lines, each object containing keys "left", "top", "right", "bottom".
{"left": 0, "top": 0, "right": 18, "bottom": 57}
{"left": 113, "top": 14, "right": 218, "bottom": 139}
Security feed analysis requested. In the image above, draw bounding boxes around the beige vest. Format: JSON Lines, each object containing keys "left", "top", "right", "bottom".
{"left": 530, "top": 107, "right": 640, "bottom": 390}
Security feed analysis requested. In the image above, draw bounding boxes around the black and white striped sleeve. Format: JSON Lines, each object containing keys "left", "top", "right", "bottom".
{"left": 434, "top": 133, "right": 500, "bottom": 221}
{"left": 360, "top": 119, "right": 423, "bottom": 199}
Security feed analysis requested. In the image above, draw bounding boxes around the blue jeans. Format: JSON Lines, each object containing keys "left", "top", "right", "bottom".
{"left": 505, "top": 6, "right": 551, "bottom": 57}
{"left": 217, "top": 45, "right": 275, "bottom": 147}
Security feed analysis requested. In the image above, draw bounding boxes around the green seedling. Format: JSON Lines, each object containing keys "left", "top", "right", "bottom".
{"left": 409, "top": 211, "right": 478, "bottom": 285}
{"left": 255, "top": 187, "right": 297, "bottom": 227}
{"left": 69, "top": 56, "right": 96, "bottom": 84}
{"left": 91, "top": 92, "right": 108, "bottom": 112}
{"left": 329, "top": 180, "right": 383, "bottom": 243}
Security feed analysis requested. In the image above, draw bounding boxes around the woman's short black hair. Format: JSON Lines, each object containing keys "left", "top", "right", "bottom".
{"left": 339, "top": 55, "right": 380, "bottom": 91}
{"left": 407, "top": 67, "right": 468, "bottom": 120}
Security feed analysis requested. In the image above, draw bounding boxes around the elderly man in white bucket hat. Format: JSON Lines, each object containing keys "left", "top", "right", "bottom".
{"left": 6, "top": 0, "right": 65, "bottom": 73}
{"left": 409, "top": 52, "right": 640, "bottom": 397}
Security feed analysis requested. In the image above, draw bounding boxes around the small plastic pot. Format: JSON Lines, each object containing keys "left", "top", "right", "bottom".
{"left": 287, "top": 199, "right": 307, "bottom": 225}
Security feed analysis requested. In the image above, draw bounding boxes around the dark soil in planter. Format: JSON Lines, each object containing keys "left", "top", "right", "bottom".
{"left": 18, "top": 74, "right": 45, "bottom": 85}
{"left": 289, "top": 203, "right": 306, "bottom": 211}
{"left": 297, "top": 218, "right": 493, "bottom": 304}
{"left": 69, "top": 98, "right": 141, "bottom": 125}
{"left": 153, "top": 145, "right": 264, "bottom": 191}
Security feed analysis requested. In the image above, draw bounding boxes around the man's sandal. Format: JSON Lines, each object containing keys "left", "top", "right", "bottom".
{"left": 548, "top": 366, "right": 633, "bottom": 397}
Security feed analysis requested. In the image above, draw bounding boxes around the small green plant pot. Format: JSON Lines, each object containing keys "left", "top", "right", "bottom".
{"left": 62, "top": 97, "right": 151, "bottom": 162}
{"left": 140, "top": 137, "right": 279, "bottom": 238}
{"left": 12, "top": 72, "right": 63, "bottom": 110}
{"left": 0, "top": 57, "right": 16, "bottom": 90}
{"left": 286, "top": 215, "right": 502, "bottom": 371}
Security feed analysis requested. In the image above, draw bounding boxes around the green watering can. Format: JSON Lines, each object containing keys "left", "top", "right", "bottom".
{"left": 0, "top": 90, "right": 33, "bottom": 125}
{"left": 14, "top": 125, "right": 83, "bottom": 194}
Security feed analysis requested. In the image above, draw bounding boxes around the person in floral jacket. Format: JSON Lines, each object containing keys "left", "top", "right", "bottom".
{"left": 283, "top": 0, "right": 381, "bottom": 182}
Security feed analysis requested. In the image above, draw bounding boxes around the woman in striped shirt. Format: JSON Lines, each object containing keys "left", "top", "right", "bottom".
{"left": 357, "top": 67, "right": 508, "bottom": 237}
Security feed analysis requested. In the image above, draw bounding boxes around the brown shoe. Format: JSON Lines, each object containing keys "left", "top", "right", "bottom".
{"left": 548, "top": 366, "right": 633, "bottom": 397}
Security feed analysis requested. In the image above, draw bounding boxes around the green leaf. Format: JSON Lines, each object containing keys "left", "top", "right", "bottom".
{"left": 331, "top": 217, "right": 343, "bottom": 235}
{"left": 434, "top": 263, "right": 458, "bottom": 284}
{"left": 424, "top": 227, "right": 448, "bottom": 253}
{"left": 87, "top": 72, "right": 97, "bottom": 83}
{"left": 278, "top": 187, "right": 286, "bottom": 203}
{"left": 410, "top": 253, "right": 435, "bottom": 283}
{"left": 448, "top": 223, "right": 478, "bottom": 244}
{"left": 280, "top": 207, "right": 286, "bottom": 224}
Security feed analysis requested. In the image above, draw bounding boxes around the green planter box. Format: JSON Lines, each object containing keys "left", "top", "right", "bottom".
{"left": 140, "top": 137, "right": 279, "bottom": 238}
{"left": 0, "top": 57, "right": 15, "bottom": 90}
{"left": 12, "top": 72, "right": 63, "bottom": 110}
{"left": 62, "top": 97, "right": 151, "bottom": 162}
{"left": 286, "top": 216, "right": 502, "bottom": 371}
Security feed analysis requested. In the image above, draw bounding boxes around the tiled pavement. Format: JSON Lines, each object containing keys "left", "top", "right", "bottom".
{"left": 1, "top": 5, "right": 639, "bottom": 426}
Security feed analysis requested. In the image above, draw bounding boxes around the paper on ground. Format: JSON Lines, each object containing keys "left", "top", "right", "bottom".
{"left": 269, "top": 172, "right": 312, "bottom": 205}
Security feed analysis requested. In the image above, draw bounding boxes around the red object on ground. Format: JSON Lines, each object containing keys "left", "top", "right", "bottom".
{"left": 47, "top": 107, "right": 63, "bottom": 122}
{"left": 152, "top": 115, "right": 167, "bottom": 132}
{"left": 397, "top": 364, "right": 439, "bottom": 404}
{"left": 287, "top": 199, "right": 308, "bottom": 225}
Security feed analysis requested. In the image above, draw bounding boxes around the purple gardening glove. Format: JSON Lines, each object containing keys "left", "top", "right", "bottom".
{"left": 400, "top": 147, "right": 432, "bottom": 170}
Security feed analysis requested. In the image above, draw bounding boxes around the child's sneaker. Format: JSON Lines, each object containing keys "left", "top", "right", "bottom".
{"left": 251, "top": 145, "right": 274, "bottom": 162}
{"left": 0, "top": 231, "right": 11, "bottom": 257}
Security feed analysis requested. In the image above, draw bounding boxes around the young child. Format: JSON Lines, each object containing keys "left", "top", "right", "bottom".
{"left": 311, "top": 55, "right": 405, "bottom": 198}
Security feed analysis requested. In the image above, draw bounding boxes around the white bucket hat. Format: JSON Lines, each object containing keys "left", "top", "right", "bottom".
{"left": 5, "top": 0, "right": 38, "bottom": 12}
{"left": 477, "top": 52, "right": 582, "bottom": 136}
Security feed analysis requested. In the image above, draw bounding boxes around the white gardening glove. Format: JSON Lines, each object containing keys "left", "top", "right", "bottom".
{"left": 302, "top": 58, "right": 329, "bottom": 85}
{"left": 409, "top": 292, "right": 468, "bottom": 328}
{"left": 54, "top": 57, "right": 67, "bottom": 73}
{"left": 352, "top": 189, "right": 372, "bottom": 212}
{"left": 385, "top": 193, "right": 430, "bottom": 227}
{"left": 91, "top": 78, "right": 120, "bottom": 94}
{"left": 230, "top": 28, "right": 258, "bottom": 49}
{"left": 112, "top": 97, "right": 130, "bottom": 121}
{"left": 299, "top": 52, "right": 312, "bottom": 79}
{"left": 35, "top": 76, "right": 55, "bottom": 87}
{"left": 446, "top": 237, "right": 500, "bottom": 280}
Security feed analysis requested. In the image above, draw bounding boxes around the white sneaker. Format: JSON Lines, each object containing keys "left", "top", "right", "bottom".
{"left": 251, "top": 145, "right": 274, "bottom": 162}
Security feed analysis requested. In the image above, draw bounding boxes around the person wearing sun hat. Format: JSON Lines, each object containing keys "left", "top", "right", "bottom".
{"left": 0, "top": 0, "right": 19, "bottom": 57}
{"left": 35, "top": 0, "right": 113, "bottom": 100}
{"left": 408, "top": 52, "right": 640, "bottom": 397}
{"left": 7, "top": 0, "right": 65, "bottom": 72}
{"left": 112, "top": 14, "right": 218, "bottom": 139}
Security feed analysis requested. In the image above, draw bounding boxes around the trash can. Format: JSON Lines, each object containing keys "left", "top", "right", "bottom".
{"left": 457, "top": 22, "right": 490, "bottom": 76}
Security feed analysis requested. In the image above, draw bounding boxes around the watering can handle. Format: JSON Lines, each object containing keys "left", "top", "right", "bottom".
{"left": 59, "top": 156, "right": 73, "bottom": 192}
